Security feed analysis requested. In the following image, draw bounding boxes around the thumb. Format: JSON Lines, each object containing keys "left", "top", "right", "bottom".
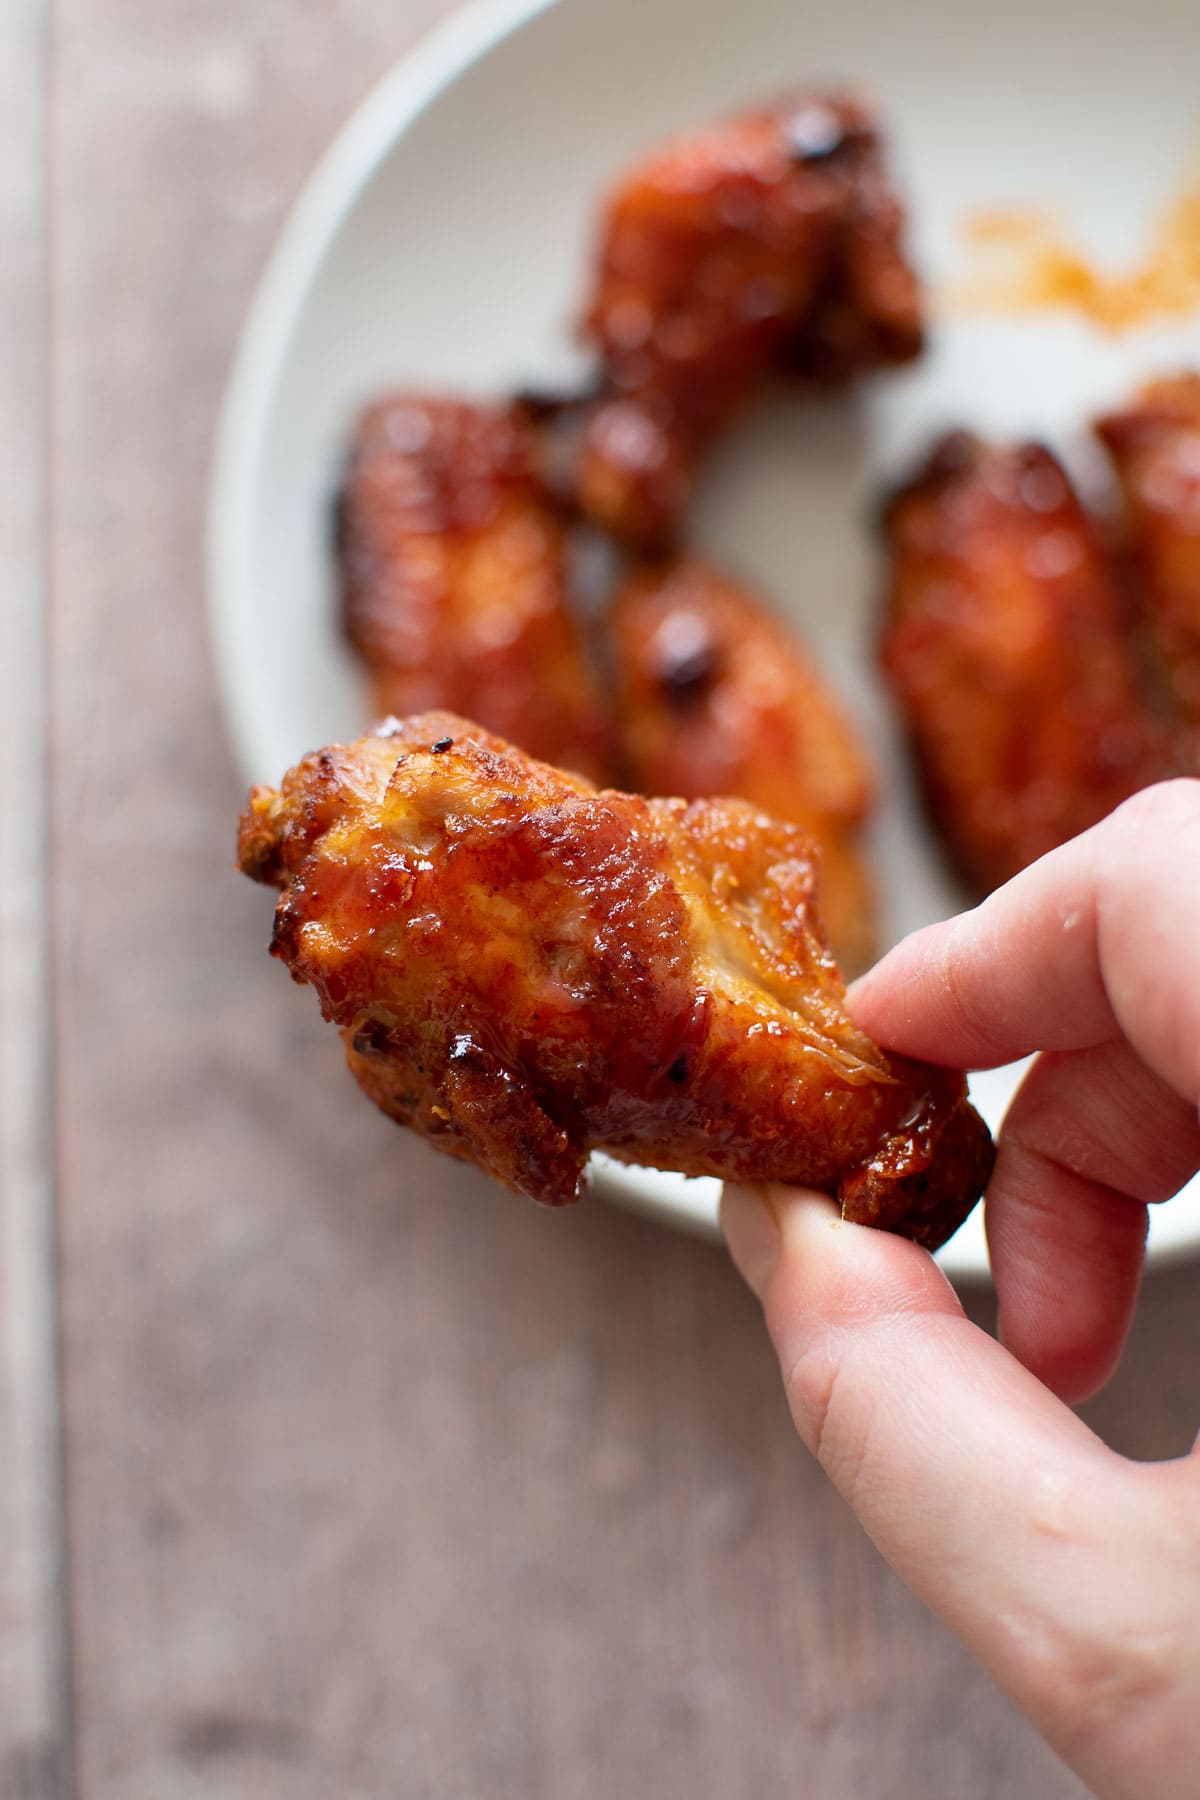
{"left": 720, "top": 1184, "right": 1191, "bottom": 1795}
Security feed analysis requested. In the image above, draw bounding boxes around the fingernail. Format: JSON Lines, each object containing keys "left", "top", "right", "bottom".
{"left": 720, "top": 1184, "right": 783, "bottom": 1299}
{"left": 775, "top": 1187, "right": 843, "bottom": 1253}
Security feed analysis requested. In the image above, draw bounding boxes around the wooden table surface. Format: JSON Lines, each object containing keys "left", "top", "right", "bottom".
{"left": 4, "top": 3, "right": 1200, "bottom": 1795}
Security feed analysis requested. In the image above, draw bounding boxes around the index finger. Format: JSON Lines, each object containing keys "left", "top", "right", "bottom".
{"left": 851, "top": 780, "right": 1200, "bottom": 1106}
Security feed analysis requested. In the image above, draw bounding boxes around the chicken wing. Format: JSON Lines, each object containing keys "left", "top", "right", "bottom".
{"left": 611, "top": 557, "right": 878, "bottom": 973}
{"left": 576, "top": 91, "right": 923, "bottom": 547}
{"left": 238, "top": 713, "right": 992, "bottom": 1250}
{"left": 880, "top": 433, "right": 1163, "bottom": 895}
{"left": 335, "top": 394, "right": 613, "bottom": 781}
{"left": 1095, "top": 372, "right": 1200, "bottom": 759}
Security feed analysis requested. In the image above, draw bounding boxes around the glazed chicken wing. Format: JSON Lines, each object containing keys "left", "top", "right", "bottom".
{"left": 238, "top": 713, "right": 991, "bottom": 1250}
{"left": 611, "top": 557, "right": 878, "bottom": 973}
{"left": 576, "top": 91, "right": 922, "bottom": 547}
{"left": 336, "top": 395, "right": 613, "bottom": 781}
{"left": 1096, "top": 372, "right": 1200, "bottom": 758}
{"left": 880, "top": 434, "right": 1163, "bottom": 896}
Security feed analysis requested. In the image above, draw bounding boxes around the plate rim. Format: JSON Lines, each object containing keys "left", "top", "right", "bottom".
{"left": 208, "top": 0, "right": 559, "bottom": 784}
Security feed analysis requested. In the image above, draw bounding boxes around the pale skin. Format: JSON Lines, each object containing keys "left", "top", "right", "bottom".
{"left": 721, "top": 779, "right": 1200, "bottom": 1800}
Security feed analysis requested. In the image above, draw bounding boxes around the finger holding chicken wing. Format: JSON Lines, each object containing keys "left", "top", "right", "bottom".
{"left": 1095, "top": 372, "right": 1200, "bottom": 757}
{"left": 238, "top": 714, "right": 992, "bottom": 1250}
{"left": 336, "top": 394, "right": 613, "bottom": 781}
{"left": 577, "top": 91, "right": 923, "bottom": 547}
{"left": 880, "top": 433, "right": 1165, "bottom": 896}
{"left": 610, "top": 557, "right": 878, "bottom": 973}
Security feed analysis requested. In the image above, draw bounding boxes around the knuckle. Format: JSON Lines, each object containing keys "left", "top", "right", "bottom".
{"left": 1035, "top": 1617, "right": 1177, "bottom": 1772}
{"left": 780, "top": 1332, "right": 871, "bottom": 1510}
{"left": 993, "top": 1476, "right": 1190, "bottom": 1777}
{"left": 1112, "top": 776, "right": 1200, "bottom": 840}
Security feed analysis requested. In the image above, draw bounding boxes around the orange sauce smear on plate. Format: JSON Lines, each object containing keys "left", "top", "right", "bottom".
{"left": 949, "top": 186, "right": 1200, "bottom": 332}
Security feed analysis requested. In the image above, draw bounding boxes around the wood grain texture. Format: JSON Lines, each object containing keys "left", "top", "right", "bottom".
{"left": 44, "top": 3, "right": 1199, "bottom": 1798}
{"left": 0, "top": 1, "right": 73, "bottom": 1795}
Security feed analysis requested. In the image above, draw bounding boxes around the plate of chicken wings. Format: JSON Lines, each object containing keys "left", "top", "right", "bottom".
{"left": 211, "top": 0, "right": 1200, "bottom": 1275}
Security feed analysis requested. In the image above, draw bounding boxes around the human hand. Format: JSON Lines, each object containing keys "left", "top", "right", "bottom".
{"left": 721, "top": 781, "right": 1200, "bottom": 1799}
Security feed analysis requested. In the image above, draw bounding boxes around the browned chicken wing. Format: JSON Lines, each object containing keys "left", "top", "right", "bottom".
{"left": 336, "top": 395, "right": 613, "bottom": 781}
{"left": 880, "top": 434, "right": 1164, "bottom": 896}
{"left": 611, "top": 557, "right": 878, "bottom": 973}
{"left": 1096, "top": 372, "right": 1200, "bottom": 758}
{"left": 577, "top": 91, "right": 923, "bottom": 548}
{"left": 238, "top": 713, "right": 992, "bottom": 1250}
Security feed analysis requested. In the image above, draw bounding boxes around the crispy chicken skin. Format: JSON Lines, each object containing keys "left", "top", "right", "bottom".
{"left": 336, "top": 395, "right": 613, "bottom": 781}
{"left": 880, "top": 434, "right": 1163, "bottom": 896}
{"left": 237, "top": 713, "right": 992, "bottom": 1249}
{"left": 611, "top": 558, "right": 878, "bottom": 973}
{"left": 1096, "top": 373, "right": 1200, "bottom": 751}
{"left": 577, "top": 91, "right": 923, "bottom": 547}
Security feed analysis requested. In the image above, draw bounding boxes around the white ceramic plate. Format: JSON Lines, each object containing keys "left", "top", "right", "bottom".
{"left": 210, "top": 0, "right": 1200, "bottom": 1277}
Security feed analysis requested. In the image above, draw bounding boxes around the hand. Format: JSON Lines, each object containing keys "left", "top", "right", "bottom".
{"left": 721, "top": 780, "right": 1200, "bottom": 1800}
